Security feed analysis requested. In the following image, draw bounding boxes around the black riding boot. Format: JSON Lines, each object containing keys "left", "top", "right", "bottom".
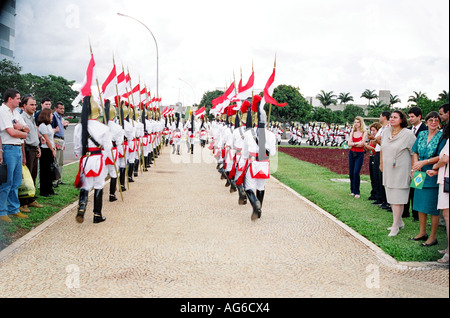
{"left": 256, "top": 190, "right": 265, "bottom": 207}
{"left": 237, "top": 185, "right": 247, "bottom": 205}
{"left": 225, "top": 172, "right": 231, "bottom": 187}
{"left": 134, "top": 159, "right": 139, "bottom": 176}
{"left": 119, "top": 168, "right": 127, "bottom": 191}
{"left": 190, "top": 144, "right": 194, "bottom": 154}
{"left": 93, "top": 189, "right": 106, "bottom": 224}
{"left": 128, "top": 163, "right": 135, "bottom": 182}
{"left": 246, "top": 189, "right": 261, "bottom": 221}
{"left": 109, "top": 178, "right": 117, "bottom": 202}
{"left": 76, "top": 189, "right": 89, "bottom": 223}
{"left": 230, "top": 180, "right": 237, "bottom": 193}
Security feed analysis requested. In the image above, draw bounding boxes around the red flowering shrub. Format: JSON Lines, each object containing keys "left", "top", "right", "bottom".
{"left": 279, "top": 147, "right": 370, "bottom": 175}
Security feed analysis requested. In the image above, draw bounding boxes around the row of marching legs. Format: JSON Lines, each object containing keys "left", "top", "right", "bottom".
{"left": 76, "top": 150, "right": 158, "bottom": 225}
{"left": 216, "top": 162, "right": 265, "bottom": 221}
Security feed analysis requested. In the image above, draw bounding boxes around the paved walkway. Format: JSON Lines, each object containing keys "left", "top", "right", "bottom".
{"left": 0, "top": 145, "right": 448, "bottom": 298}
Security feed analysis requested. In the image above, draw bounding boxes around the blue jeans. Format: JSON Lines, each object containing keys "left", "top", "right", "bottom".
{"left": 348, "top": 150, "right": 364, "bottom": 195}
{"left": 0, "top": 145, "right": 23, "bottom": 216}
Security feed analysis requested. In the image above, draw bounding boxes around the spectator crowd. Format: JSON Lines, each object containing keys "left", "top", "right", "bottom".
{"left": 1, "top": 89, "right": 68, "bottom": 223}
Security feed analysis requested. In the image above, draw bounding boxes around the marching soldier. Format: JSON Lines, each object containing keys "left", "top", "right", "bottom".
{"left": 74, "top": 96, "right": 112, "bottom": 224}
{"left": 184, "top": 110, "right": 197, "bottom": 154}
{"left": 236, "top": 95, "right": 277, "bottom": 221}
{"left": 231, "top": 100, "right": 251, "bottom": 205}
{"left": 126, "top": 103, "right": 138, "bottom": 182}
{"left": 117, "top": 100, "right": 133, "bottom": 192}
{"left": 172, "top": 114, "right": 183, "bottom": 155}
{"left": 199, "top": 115, "right": 208, "bottom": 148}
{"left": 103, "top": 99, "right": 124, "bottom": 202}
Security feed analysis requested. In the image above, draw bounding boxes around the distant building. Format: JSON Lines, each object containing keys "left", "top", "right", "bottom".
{"left": 378, "top": 90, "right": 391, "bottom": 105}
{"left": 0, "top": 0, "right": 15, "bottom": 61}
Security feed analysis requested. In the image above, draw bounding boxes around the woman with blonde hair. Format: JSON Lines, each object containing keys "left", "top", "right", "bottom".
{"left": 347, "top": 116, "right": 368, "bottom": 199}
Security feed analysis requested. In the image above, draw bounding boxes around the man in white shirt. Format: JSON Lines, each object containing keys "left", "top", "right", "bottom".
{"left": 0, "top": 89, "right": 31, "bottom": 222}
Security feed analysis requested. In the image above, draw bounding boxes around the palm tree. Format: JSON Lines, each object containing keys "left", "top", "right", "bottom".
{"left": 390, "top": 94, "right": 401, "bottom": 107}
{"left": 408, "top": 91, "right": 427, "bottom": 105}
{"left": 438, "top": 90, "right": 449, "bottom": 102}
{"left": 361, "top": 89, "right": 378, "bottom": 106}
{"left": 316, "top": 90, "right": 337, "bottom": 108}
{"left": 338, "top": 92, "right": 354, "bottom": 104}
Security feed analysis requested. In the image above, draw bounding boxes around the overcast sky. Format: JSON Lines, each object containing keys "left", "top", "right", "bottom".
{"left": 13, "top": 0, "right": 449, "bottom": 108}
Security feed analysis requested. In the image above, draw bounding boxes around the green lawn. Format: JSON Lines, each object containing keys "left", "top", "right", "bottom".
{"left": 0, "top": 162, "right": 80, "bottom": 250}
{"left": 273, "top": 151, "right": 447, "bottom": 262}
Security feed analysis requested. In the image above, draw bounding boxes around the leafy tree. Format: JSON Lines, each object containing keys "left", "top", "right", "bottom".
{"left": 342, "top": 104, "right": 365, "bottom": 122}
{"left": 316, "top": 90, "right": 337, "bottom": 108}
{"left": 21, "top": 74, "right": 78, "bottom": 112}
{"left": 0, "top": 59, "right": 25, "bottom": 102}
{"left": 361, "top": 89, "right": 378, "bottom": 105}
{"left": 414, "top": 95, "right": 444, "bottom": 117}
{"left": 0, "top": 59, "right": 78, "bottom": 111}
{"left": 390, "top": 94, "right": 401, "bottom": 106}
{"left": 408, "top": 91, "right": 427, "bottom": 105}
{"left": 438, "top": 90, "right": 449, "bottom": 103}
{"left": 265, "top": 84, "right": 312, "bottom": 124}
{"left": 198, "top": 89, "right": 224, "bottom": 120}
{"left": 311, "top": 107, "right": 336, "bottom": 124}
{"left": 338, "top": 92, "right": 354, "bottom": 104}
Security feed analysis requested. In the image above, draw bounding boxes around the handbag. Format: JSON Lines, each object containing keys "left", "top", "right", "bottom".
{"left": 0, "top": 163, "right": 7, "bottom": 184}
{"left": 50, "top": 159, "right": 61, "bottom": 181}
{"left": 18, "top": 165, "right": 35, "bottom": 198}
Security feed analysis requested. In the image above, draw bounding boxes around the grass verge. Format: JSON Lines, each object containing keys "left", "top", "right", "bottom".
{"left": 0, "top": 162, "right": 80, "bottom": 251}
{"left": 273, "top": 151, "right": 447, "bottom": 262}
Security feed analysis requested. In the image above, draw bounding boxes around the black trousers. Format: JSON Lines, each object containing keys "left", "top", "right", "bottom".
{"left": 372, "top": 152, "right": 386, "bottom": 202}
{"left": 39, "top": 148, "right": 55, "bottom": 196}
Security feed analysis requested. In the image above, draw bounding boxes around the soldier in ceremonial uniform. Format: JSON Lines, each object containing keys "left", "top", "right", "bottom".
{"left": 231, "top": 100, "right": 251, "bottom": 205}
{"left": 103, "top": 99, "right": 124, "bottom": 202}
{"left": 236, "top": 95, "right": 277, "bottom": 221}
{"left": 74, "top": 96, "right": 112, "bottom": 224}
{"left": 199, "top": 115, "right": 208, "bottom": 148}
{"left": 172, "top": 114, "right": 183, "bottom": 155}
{"left": 117, "top": 100, "right": 133, "bottom": 192}
{"left": 184, "top": 110, "right": 197, "bottom": 154}
{"left": 126, "top": 104, "right": 138, "bottom": 182}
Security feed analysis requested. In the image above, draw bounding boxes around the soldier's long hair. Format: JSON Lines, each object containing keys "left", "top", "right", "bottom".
{"left": 119, "top": 101, "right": 125, "bottom": 129}
{"left": 104, "top": 99, "right": 111, "bottom": 122}
{"left": 80, "top": 96, "right": 90, "bottom": 156}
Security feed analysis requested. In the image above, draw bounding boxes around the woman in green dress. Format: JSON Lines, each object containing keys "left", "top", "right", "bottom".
{"left": 410, "top": 111, "right": 446, "bottom": 247}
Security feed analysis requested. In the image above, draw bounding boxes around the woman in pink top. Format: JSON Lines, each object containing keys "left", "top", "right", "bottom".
{"left": 347, "top": 116, "right": 368, "bottom": 199}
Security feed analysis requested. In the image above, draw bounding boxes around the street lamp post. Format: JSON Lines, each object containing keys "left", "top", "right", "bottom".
{"left": 178, "top": 78, "right": 196, "bottom": 106}
{"left": 117, "top": 13, "right": 159, "bottom": 100}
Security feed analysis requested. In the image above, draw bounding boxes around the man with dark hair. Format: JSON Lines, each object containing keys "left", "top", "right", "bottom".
{"left": 0, "top": 89, "right": 31, "bottom": 222}
{"left": 34, "top": 97, "right": 52, "bottom": 125}
{"left": 408, "top": 107, "right": 428, "bottom": 137}
{"left": 19, "top": 95, "right": 45, "bottom": 213}
{"left": 403, "top": 107, "right": 428, "bottom": 221}
{"left": 51, "top": 102, "right": 69, "bottom": 186}
{"left": 373, "top": 111, "right": 391, "bottom": 211}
